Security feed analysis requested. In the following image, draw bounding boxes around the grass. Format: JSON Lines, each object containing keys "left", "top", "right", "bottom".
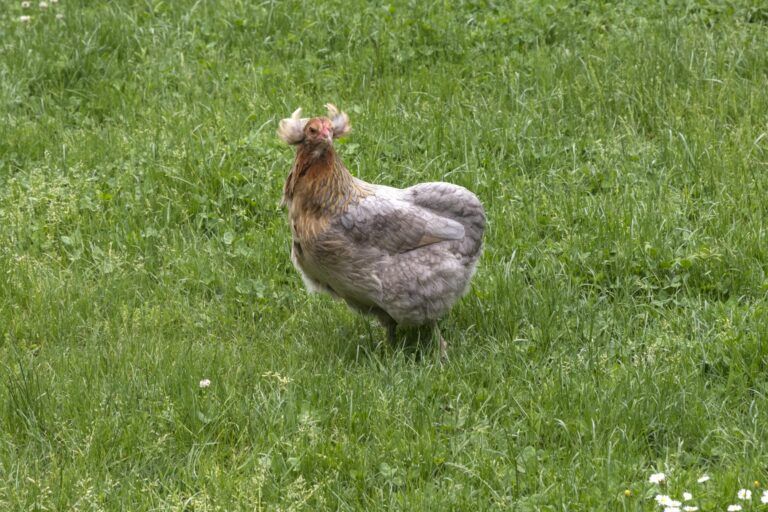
{"left": 1, "top": 0, "right": 768, "bottom": 509}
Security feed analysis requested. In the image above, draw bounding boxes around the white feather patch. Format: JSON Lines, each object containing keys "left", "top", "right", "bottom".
{"left": 277, "top": 108, "right": 309, "bottom": 145}
{"left": 325, "top": 103, "right": 351, "bottom": 139}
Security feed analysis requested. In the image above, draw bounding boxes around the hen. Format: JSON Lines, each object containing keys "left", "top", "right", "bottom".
{"left": 278, "top": 104, "right": 485, "bottom": 359}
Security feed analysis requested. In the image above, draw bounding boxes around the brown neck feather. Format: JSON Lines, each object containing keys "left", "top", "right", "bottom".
{"left": 283, "top": 144, "right": 362, "bottom": 215}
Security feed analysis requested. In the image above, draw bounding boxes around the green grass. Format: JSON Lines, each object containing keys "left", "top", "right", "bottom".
{"left": 1, "top": 0, "right": 768, "bottom": 509}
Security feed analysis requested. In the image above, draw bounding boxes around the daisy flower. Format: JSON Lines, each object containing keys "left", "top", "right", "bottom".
{"left": 663, "top": 508, "right": 681, "bottom": 512}
{"left": 19, "top": 15, "right": 31, "bottom": 21}
{"left": 649, "top": 472, "right": 666, "bottom": 484}
{"left": 21, "top": 1, "right": 31, "bottom": 7}
{"left": 761, "top": 490, "right": 768, "bottom": 504}
{"left": 39, "top": 1, "right": 48, "bottom": 8}
{"left": 737, "top": 489, "right": 751, "bottom": 500}
{"left": 697, "top": 474, "right": 710, "bottom": 483}
{"left": 682, "top": 507, "right": 698, "bottom": 512}
{"left": 199, "top": 378, "right": 211, "bottom": 388}
{"left": 682, "top": 492, "right": 692, "bottom": 501}
{"left": 727, "top": 505, "right": 742, "bottom": 511}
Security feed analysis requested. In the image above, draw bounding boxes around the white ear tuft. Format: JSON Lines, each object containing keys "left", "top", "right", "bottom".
{"left": 277, "top": 108, "right": 309, "bottom": 145}
{"left": 325, "top": 103, "right": 351, "bottom": 139}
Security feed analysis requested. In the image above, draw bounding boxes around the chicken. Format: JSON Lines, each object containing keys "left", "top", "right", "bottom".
{"left": 278, "top": 104, "right": 485, "bottom": 359}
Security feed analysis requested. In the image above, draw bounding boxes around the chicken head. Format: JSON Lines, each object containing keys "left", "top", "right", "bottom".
{"left": 303, "top": 118, "right": 334, "bottom": 147}
{"left": 277, "top": 104, "right": 350, "bottom": 146}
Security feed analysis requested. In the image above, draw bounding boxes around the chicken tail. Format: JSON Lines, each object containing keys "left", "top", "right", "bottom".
{"left": 407, "top": 182, "right": 485, "bottom": 263}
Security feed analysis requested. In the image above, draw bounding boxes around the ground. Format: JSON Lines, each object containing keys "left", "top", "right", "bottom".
{"left": 1, "top": 1, "right": 767, "bottom": 510}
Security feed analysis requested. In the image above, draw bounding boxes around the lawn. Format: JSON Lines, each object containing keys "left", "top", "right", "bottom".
{"left": 1, "top": 0, "right": 768, "bottom": 510}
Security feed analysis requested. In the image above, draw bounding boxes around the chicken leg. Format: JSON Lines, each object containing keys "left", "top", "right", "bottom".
{"left": 434, "top": 323, "right": 449, "bottom": 362}
{"left": 387, "top": 322, "right": 397, "bottom": 345}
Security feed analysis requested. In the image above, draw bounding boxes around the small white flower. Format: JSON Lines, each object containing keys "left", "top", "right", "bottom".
{"left": 39, "top": 1, "right": 48, "bottom": 8}
{"left": 663, "top": 507, "right": 681, "bottom": 512}
{"left": 697, "top": 474, "right": 710, "bottom": 483}
{"left": 199, "top": 378, "right": 211, "bottom": 388}
{"left": 761, "top": 490, "right": 768, "bottom": 504}
{"left": 51, "top": 0, "right": 58, "bottom": 3}
{"left": 682, "top": 507, "right": 698, "bottom": 512}
{"left": 738, "top": 489, "right": 751, "bottom": 500}
{"left": 727, "top": 505, "right": 742, "bottom": 512}
{"left": 21, "top": 1, "right": 31, "bottom": 7}
{"left": 650, "top": 472, "right": 666, "bottom": 484}
{"left": 55, "top": 13, "right": 63, "bottom": 19}
{"left": 655, "top": 495, "right": 681, "bottom": 507}
{"left": 19, "top": 14, "right": 31, "bottom": 21}
{"left": 682, "top": 492, "right": 693, "bottom": 501}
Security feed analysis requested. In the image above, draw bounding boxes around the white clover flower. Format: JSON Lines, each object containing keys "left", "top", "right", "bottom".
{"left": 761, "top": 490, "right": 768, "bottom": 504}
{"left": 19, "top": 14, "right": 31, "bottom": 22}
{"left": 682, "top": 492, "right": 693, "bottom": 501}
{"left": 655, "top": 495, "right": 680, "bottom": 507}
{"left": 737, "top": 489, "right": 751, "bottom": 500}
{"left": 682, "top": 507, "right": 698, "bottom": 512}
{"left": 199, "top": 378, "right": 211, "bottom": 388}
{"left": 39, "top": 1, "right": 48, "bottom": 8}
{"left": 650, "top": 472, "right": 666, "bottom": 484}
{"left": 727, "top": 505, "right": 742, "bottom": 512}
{"left": 697, "top": 474, "right": 710, "bottom": 483}
{"left": 21, "top": 1, "right": 31, "bottom": 7}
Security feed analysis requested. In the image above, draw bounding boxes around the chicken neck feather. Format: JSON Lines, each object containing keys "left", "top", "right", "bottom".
{"left": 285, "top": 144, "right": 371, "bottom": 240}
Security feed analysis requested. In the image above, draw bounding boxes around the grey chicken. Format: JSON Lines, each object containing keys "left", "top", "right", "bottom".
{"left": 278, "top": 104, "right": 485, "bottom": 358}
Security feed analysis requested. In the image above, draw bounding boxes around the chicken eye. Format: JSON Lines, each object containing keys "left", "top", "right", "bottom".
{"left": 309, "top": 126, "right": 318, "bottom": 134}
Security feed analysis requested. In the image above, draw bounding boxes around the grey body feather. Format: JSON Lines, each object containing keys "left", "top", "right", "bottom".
{"left": 291, "top": 180, "right": 485, "bottom": 327}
